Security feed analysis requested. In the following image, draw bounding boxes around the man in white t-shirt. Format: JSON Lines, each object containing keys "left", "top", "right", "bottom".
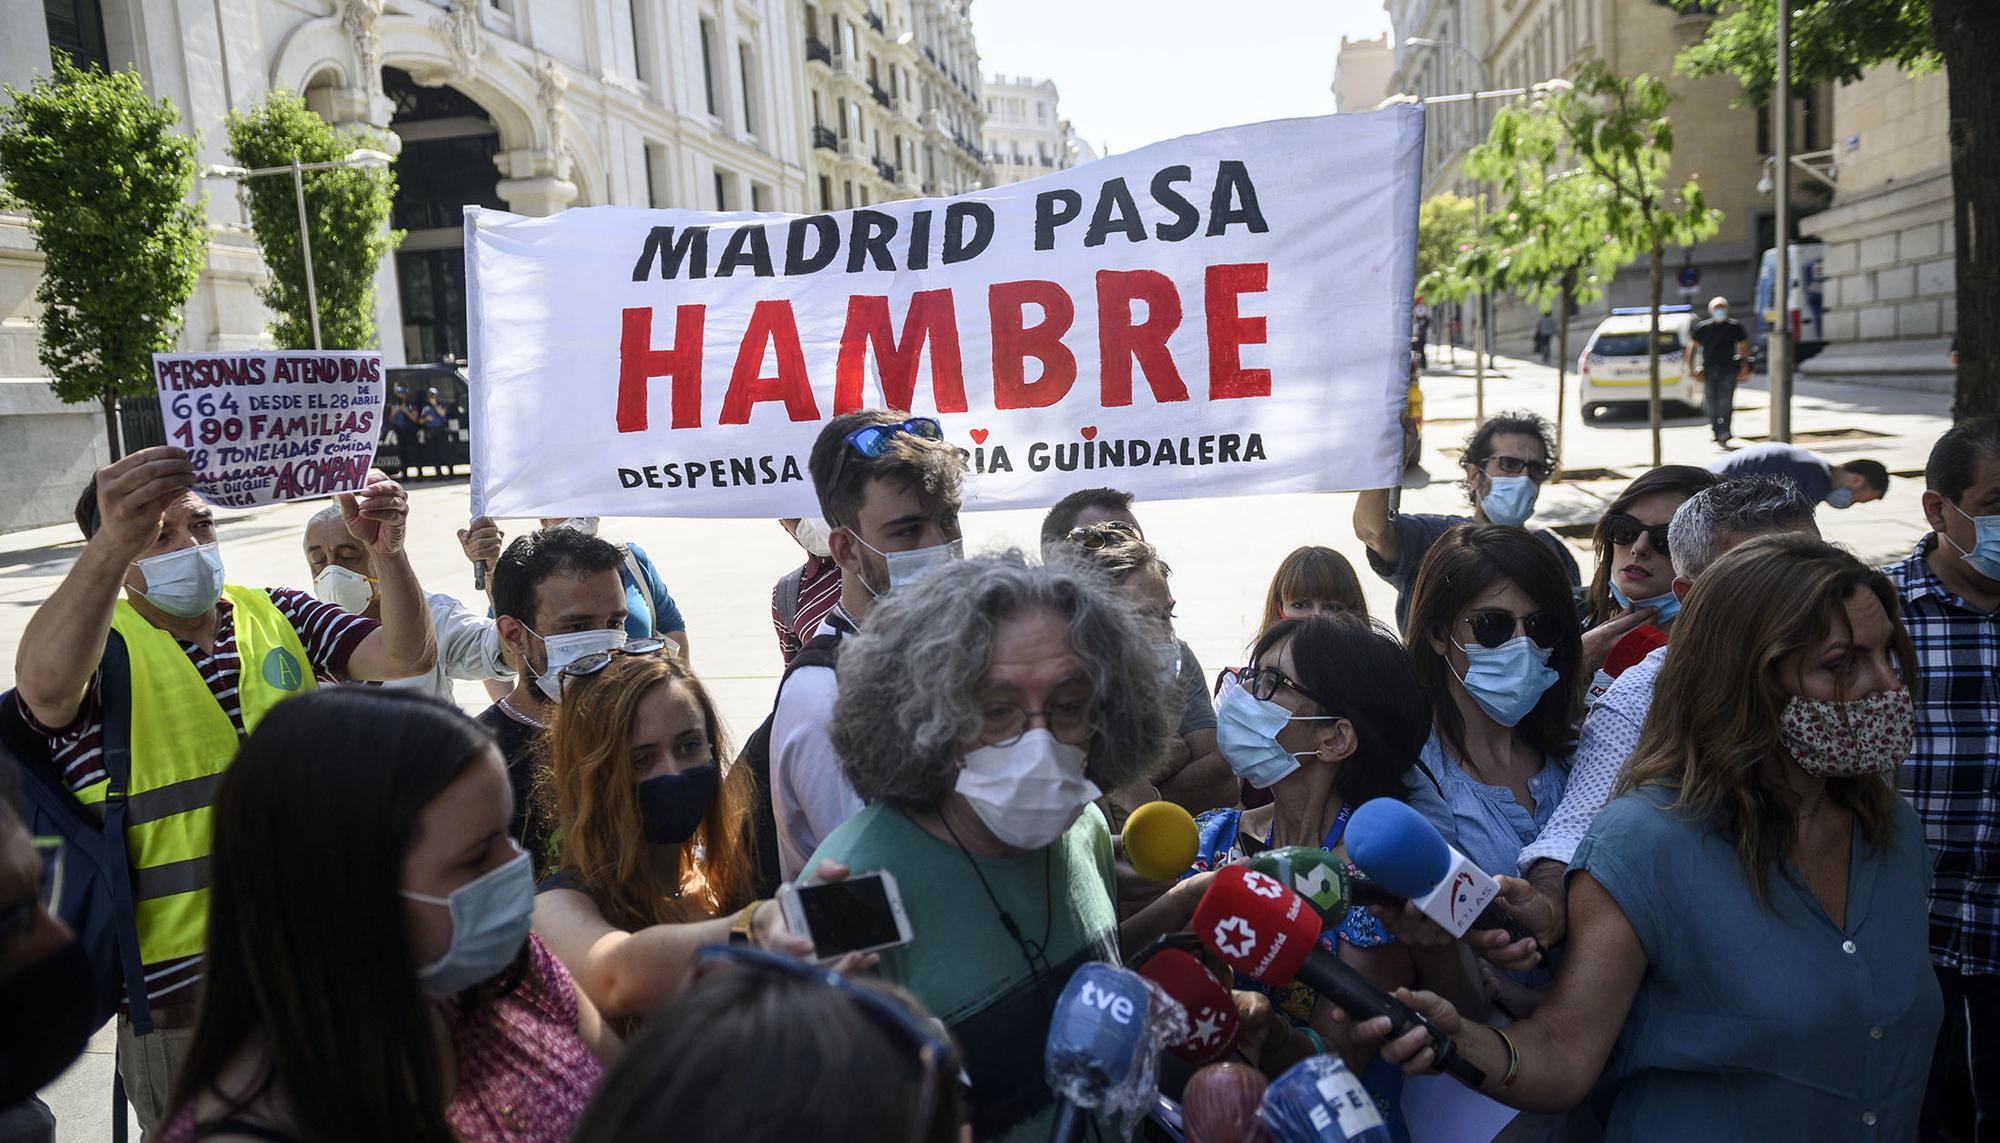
{"left": 769, "top": 410, "right": 966, "bottom": 878}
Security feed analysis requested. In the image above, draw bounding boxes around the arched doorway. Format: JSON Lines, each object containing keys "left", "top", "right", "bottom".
{"left": 385, "top": 67, "right": 505, "bottom": 364}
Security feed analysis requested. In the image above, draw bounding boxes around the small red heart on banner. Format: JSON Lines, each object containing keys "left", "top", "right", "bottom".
{"left": 1080, "top": 426, "right": 1098, "bottom": 441}
{"left": 970, "top": 428, "right": 990, "bottom": 444}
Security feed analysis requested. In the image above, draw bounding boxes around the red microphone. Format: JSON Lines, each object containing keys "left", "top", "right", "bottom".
{"left": 1190, "top": 867, "right": 1486, "bottom": 1088}
{"left": 1182, "top": 1062, "right": 1270, "bottom": 1143}
{"left": 1135, "top": 948, "right": 1241, "bottom": 1065}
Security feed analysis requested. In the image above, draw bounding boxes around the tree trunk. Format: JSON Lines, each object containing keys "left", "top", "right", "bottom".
{"left": 1648, "top": 242, "right": 1664, "bottom": 467}
{"left": 101, "top": 390, "right": 122, "bottom": 462}
{"left": 1934, "top": 0, "right": 1999, "bottom": 419}
{"left": 1554, "top": 272, "right": 1574, "bottom": 477}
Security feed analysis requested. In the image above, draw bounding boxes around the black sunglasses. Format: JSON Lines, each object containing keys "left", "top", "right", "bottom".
{"left": 1480, "top": 454, "right": 1556, "bottom": 482}
{"left": 557, "top": 638, "right": 671, "bottom": 697}
{"left": 1602, "top": 512, "right": 1672, "bottom": 552}
{"left": 1063, "top": 521, "right": 1140, "bottom": 550}
{"left": 1459, "top": 609, "right": 1564, "bottom": 650}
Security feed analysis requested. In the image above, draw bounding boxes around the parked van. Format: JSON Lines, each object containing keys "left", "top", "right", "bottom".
{"left": 1753, "top": 242, "right": 1827, "bottom": 369}
{"left": 1577, "top": 306, "right": 1703, "bottom": 421}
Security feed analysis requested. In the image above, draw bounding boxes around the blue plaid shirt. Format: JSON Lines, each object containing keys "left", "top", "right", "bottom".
{"left": 1887, "top": 538, "right": 2000, "bottom": 976}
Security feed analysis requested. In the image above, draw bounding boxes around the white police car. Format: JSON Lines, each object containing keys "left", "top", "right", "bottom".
{"left": 1577, "top": 306, "right": 1704, "bottom": 422}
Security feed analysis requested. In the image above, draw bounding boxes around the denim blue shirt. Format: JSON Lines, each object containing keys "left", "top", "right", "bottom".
{"left": 1573, "top": 786, "right": 1941, "bottom": 1140}
{"left": 1405, "top": 731, "right": 1568, "bottom": 879}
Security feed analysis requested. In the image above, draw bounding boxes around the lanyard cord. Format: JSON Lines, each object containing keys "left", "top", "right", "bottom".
{"left": 938, "top": 811, "right": 1056, "bottom": 1014}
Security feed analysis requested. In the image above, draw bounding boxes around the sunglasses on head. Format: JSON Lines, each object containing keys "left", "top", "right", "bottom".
{"left": 826, "top": 417, "right": 946, "bottom": 498}
{"left": 695, "top": 945, "right": 962, "bottom": 1137}
{"left": 1063, "top": 520, "right": 1140, "bottom": 551}
{"left": 1602, "top": 512, "right": 1672, "bottom": 552}
{"left": 557, "top": 638, "right": 671, "bottom": 696}
{"left": 1458, "top": 609, "right": 1564, "bottom": 650}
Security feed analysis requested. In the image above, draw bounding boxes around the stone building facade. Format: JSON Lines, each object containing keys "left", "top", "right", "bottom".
{"left": 980, "top": 74, "right": 1076, "bottom": 186}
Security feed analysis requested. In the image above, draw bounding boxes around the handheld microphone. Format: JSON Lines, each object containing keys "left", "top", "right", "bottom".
{"left": 1123, "top": 801, "right": 1201, "bottom": 882}
{"left": 1183, "top": 1062, "right": 1270, "bottom": 1143}
{"left": 1045, "top": 963, "right": 1163, "bottom": 1143}
{"left": 1257, "top": 1055, "right": 1393, "bottom": 1142}
{"left": 1243, "top": 846, "right": 1351, "bottom": 922}
{"left": 1344, "top": 798, "right": 1535, "bottom": 946}
{"left": 1134, "top": 947, "right": 1241, "bottom": 1065}
{"left": 1190, "top": 867, "right": 1485, "bottom": 1089}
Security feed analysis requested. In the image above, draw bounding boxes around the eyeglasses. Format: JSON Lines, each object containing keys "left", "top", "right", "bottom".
{"left": 1601, "top": 512, "right": 1672, "bottom": 553}
{"left": 826, "top": 417, "right": 946, "bottom": 501}
{"left": 1063, "top": 521, "right": 1141, "bottom": 550}
{"left": 1459, "top": 609, "right": 1564, "bottom": 650}
{"left": 1217, "top": 665, "right": 1334, "bottom": 711}
{"left": 980, "top": 695, "right": 1097, "bottom": 747}
{"left": 1479, "top": 455, "right": 1556, "bottom": 482}
{"left": 695, "top": 945, "right": 961, "bottom": 1137}
{"left": 557, "top": 638, "right": 670, "bottom": 695}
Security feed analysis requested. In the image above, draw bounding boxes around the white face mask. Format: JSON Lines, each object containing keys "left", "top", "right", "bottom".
{"left": 132, "top": 543, "right": 226, "bottom": 618}
{"left": 525, "top": 626, "right": 628, "bottom": 702}
{"left": 852, "top": 534, "right": 965, "bottom": 596}
{"left": 791, "top": 517, "right": 834, "bottom": 558}
{"left": 955, "top": 729, "right": 1101, "bottom": 851}
{"left": 313, "top": 564, "right": 376, "bottom": 613}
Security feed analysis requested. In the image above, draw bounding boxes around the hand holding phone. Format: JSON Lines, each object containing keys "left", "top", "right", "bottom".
{"left": 777, "top": 869, "right": 913, "bottom": 962}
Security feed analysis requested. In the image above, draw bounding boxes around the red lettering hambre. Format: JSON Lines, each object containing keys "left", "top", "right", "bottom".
{"left": 990, "top": 280, "right": 1077, "bottom": 410}
{"left": 618, "top": 304, "right": 705, "bottom": 432}
{"left": 1096, "top": 269, "right": 1189, "bottom": 407}
{"left": 834, "top": 291, "right": 969, "bottom": 416}
{"left": 719, "top": 300, "right": 820, "bottom": 425}
{"left": 1206, "top": 262, "right": 1270, "bottom": 399}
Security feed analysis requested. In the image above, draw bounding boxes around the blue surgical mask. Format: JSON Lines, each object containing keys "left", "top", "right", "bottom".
{"left": 402, "top": 844, "right": 534, "bottom": 998}
{"left": 1608, "top": 581, "right": 1682, "bottom": 627}
{"left": 1452, "top": 636, "right": 1560, "bottom": 727}
{"left": 1215, "top": 676, "right": 1336, "bottom": 790}
{"left": 1945, "top": 500, "right": 2000, "bottom": 582}
{"left": 133, "top": 542, "right": 226, "bottom": 617}
{"left": 852, "top": 534, "right": 964, "bottom": 595}
{"left": 1825, "top": 486, "right": 1855, "bottom": 510}
{"left": 637, "top": 763, "right": 718, "bottom": 845}
{"left": 1480, "top": 475, "right": 1539, "bottom": 528}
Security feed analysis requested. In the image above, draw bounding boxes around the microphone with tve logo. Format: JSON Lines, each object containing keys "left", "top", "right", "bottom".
{"left": 1189, "top": 866, "right": 1485, "bottom": 1089}
{"left": 1344, "top": 797, "right": 1536, "bottom": 947}
{"left": 1044, "top": 963, "right": 1164, "bottom": 1143}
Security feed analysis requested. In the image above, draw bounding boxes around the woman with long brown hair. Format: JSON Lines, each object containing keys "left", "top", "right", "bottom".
{"left": 533, "top": 646, "right": 832, "bottom": 1025}
{"left": 1580, "top": 464, "right": 1720, "bottom": 632}
{"left": 1347, "top": 533, "right": 1942, "bottom": 1139}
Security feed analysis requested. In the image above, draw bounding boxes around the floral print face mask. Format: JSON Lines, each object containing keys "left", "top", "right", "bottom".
{"left": 1777, "top": 688, "right": 1914, "bottom": 779}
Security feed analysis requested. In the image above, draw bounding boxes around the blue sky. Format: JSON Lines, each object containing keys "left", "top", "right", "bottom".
{"left": 971, "top": 0, "right": 1395, "bottom": 154}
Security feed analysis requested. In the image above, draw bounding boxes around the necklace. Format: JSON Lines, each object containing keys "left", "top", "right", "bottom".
{"left": 937, "top": 808, "right": 1057, "bottom": 1014}
{"left": 497, "top": 695, "right": 548, "bottom": 730}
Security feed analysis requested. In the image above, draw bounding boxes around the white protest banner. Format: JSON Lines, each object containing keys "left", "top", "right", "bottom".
{"left": 467, "top": 106, "right": 1425, "bottom": 519}
{"left": 152, "top": 350, "right": 385, "bottom": 508}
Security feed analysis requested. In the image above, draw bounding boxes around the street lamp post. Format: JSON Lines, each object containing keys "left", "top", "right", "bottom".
{"left": 1770, "top": 4, "right": 1793, "bottom": 443}
{"left": 203, "top": 148, "right": 394, "bottom": 350}
{"left": 1406, "top": 36, "right": 1493, "bottom": 422}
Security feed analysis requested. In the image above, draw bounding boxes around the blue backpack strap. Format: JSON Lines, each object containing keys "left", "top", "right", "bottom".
{"left": 96, "top": 632, "right": 154, "bottom": 1036}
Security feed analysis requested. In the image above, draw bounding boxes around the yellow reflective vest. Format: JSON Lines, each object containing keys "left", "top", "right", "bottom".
{"left": 76, "top": 585, "right": 315, "bottom": 966}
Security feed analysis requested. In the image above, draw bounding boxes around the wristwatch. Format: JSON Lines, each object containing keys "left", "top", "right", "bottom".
{"left": 729, "top": 900, "right": 762, "bottom": 947}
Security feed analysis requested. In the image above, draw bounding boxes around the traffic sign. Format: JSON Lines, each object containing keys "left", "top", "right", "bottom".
{"left": 1676, "top": 264, "right": 1701, "bottom": 289}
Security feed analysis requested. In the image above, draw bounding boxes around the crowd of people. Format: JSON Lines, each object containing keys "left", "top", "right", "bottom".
{"left": 0, "top": 404, "right": 1993, "bottom": 1143}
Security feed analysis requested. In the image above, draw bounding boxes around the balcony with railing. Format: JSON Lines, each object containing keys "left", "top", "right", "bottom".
{"left": 868, "top": 79, "right": 891, "bottom": 108}
{"left": 813, "top": 125, "right": 839, "bottom": 152}
{"left": 864, "top": 8, "right": 885, "bottom": 33}
{"left": 806, "top": 37, "right": 832, "bottom": 66}
{"left": 873, "top": 158, "right": 897, "bottom": 183}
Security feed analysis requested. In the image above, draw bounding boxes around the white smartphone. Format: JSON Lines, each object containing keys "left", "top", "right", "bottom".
{"left": 777, "top": 870, "right": 914, "bottom": 961}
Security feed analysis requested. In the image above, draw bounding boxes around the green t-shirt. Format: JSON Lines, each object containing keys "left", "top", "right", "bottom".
{"left": 809, "top": 803, "right": 1120, "bottom": 1143}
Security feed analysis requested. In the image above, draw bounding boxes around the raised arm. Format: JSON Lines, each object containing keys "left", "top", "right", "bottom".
{"left": 1352, "top": 488, "right": 1401, "bottom": 565}
{"left": 339, "top": 474, "right": 437, "bottom": 681}
{"left": 14, "top": 448, "right": 195, "bottom": 728}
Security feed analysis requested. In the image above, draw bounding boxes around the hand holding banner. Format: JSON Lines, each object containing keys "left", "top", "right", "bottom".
{"left": 152, "top": 350, "right": 385, "bottom": 508}
{"left": 467, "top": 107, "right": 1426, "bottom": 519}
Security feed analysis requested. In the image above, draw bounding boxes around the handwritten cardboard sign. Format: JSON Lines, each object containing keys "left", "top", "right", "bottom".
{"left": 152, "top": 351, "right": 385, "bottom": 508}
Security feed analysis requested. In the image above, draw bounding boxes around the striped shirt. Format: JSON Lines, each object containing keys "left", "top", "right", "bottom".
{"left": 14, "top": 587, "right": 379, "bottom": 1008}
{"left": 772, "top": 554, "right": 843, "bottom": 666}
{"left": 1886, "top": 540, "right": 2000, "bottom": 976}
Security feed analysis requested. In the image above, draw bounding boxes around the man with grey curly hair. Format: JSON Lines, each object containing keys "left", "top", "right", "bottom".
{"left": 808, "top": 551, "right": 1183, "bottom": 1142}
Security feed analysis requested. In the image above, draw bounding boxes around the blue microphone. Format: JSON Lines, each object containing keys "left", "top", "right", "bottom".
{"left": 1345, "top": 797, "right": 1534, "bottom": 945}
{"left": 1045, "top": 962, "right": 1162, "bottom": 1143}
{"left": 1257, "top": 1055, "right": 1393, "bottom": 1142}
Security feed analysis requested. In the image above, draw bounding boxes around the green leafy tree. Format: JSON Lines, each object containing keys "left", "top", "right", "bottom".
{"left": 1469, "top": 94, "right": 1635, "bottom": 471}
{"left": 0, "top": 56, "right": 205, "bottom": 459}
{"left": 225, "top": 89, "right": 400, "bottom": 349}
{"left": 1416, "top": 192, "right": 1491, "bottom": 370}
{"left": 1542, "top": 62, "right": 1722, "bottom": 465}
{"left": 1673, "top": 0, "right": 1999, "bottom": 418}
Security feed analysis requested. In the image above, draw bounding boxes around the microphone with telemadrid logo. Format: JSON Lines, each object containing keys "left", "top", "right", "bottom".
{"left": 1133, "top": 946, "right": 1241, "bottom": 1065}
{"left": 1189, "top": 866, "right": 1485, "bottom": 1089}
{"left": 1044, "top": 963, "right": 1166, "bottom": 1143}
{"left": 1343, "top": 797, "right": 1537, "bottom": 946}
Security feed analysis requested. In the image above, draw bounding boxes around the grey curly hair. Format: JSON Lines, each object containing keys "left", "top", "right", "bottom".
{"left": 829, "top": 550, "right": 1175, "bottom": 813}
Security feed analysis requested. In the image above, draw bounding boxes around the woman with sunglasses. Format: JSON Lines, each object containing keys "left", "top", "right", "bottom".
{"left": 1403, "top": 526, "right": 1582, "bottom": 963}
{"left": 160, "top": 689, "right": 615, "bottom": 1143}
{"left": 572, "top": 945, "right": 968, "bottom": 1142}
{"left": 534, "top": 645, "right": 830, "bottom": 1027}
{"left": 1261, "top": 545, "right": 1368, "bottom": 627}
{"left": 1578, "top": 466, "right": 1721, "bottom": 684}
{"left": 1345, "top": 534, "right": 1942, "bottom": 1140}
{"left": 1204, "top": 612, "right": 1483, "bottom": 1131}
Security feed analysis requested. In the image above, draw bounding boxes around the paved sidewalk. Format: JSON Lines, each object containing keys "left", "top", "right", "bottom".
{"left": 2, "top": 351, "right": 1953, "bottom": 1139}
